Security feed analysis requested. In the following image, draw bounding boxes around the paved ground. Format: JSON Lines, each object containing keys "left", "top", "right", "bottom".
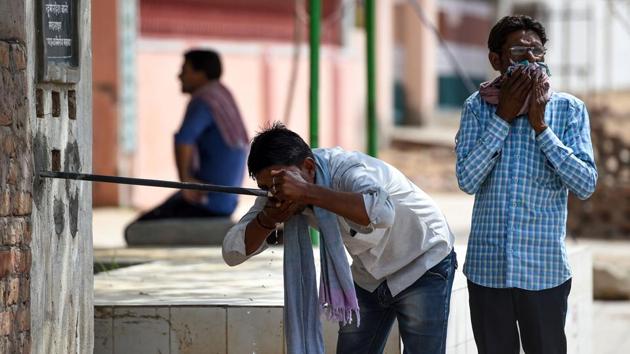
{"left": 93, "top": 190, "right": 630, "bottom": 353}
{"left": 593, "top": 301, "right": 630, "bottom": 353}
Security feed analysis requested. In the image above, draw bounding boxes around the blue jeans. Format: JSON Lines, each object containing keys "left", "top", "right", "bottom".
{"left": 337, "top": 250, "right": 457, "bottom": 354}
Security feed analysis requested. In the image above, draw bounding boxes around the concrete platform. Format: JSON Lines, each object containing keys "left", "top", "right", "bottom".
{"left": 94, "top": 247, "right": 404, "bottom": 353}
{"left": 94, "top": 246, "right": 593, "bottom": 354}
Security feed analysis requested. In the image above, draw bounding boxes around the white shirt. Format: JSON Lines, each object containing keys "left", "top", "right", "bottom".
{"left": 222, "top": 147, "right": 455, "bottom": 296}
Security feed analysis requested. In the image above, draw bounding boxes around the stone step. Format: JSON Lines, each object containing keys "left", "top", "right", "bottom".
{"left": 124, "top": 218, "right": 234, "bottom": 246}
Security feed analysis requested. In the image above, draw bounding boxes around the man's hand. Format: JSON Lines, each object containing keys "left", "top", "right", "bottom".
{"left": 496, "top": 66, "right": 533, "bottom": 122}
{"left": 269, "top": 169, "right": 311, "bottom": 204}
{"left": 527, "top": 72, "right": 548, "bottom": 135}
{"left": 181, "top": 178, "right": 207, "bottom": 204}
{"left": 253, "top": 168, "right": 311, "bottom": 226}
{"left": 182, "top": 189, "right": 206, "bottom": 204}
{"left": 259, "top": 199, "right": 304, "bottom": 227}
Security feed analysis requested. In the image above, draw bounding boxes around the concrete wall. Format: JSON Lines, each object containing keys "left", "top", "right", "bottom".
{"left": 25, "top": 0, "right": 94, "bottom": 353}
{"left": 95, "top": 305, "right": 400, "bottom": 354}
{"left": 0, "top": 2, "right": 33, "bottom": 352}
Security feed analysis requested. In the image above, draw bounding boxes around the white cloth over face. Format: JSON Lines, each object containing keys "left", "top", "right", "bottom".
{"left": 479, "top": 61, "right": 552, "bottom": 116}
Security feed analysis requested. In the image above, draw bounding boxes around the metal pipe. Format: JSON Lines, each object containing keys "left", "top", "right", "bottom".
{"left": 39, "top": 171, "right": 269, "bottom": 197}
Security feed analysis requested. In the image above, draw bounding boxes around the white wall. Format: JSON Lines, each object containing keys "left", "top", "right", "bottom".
{"left": 502, "top": 0, "right": 630, "bottom": 94}
{"left": 131, "top": 36, "right": 370, "bottom": 210}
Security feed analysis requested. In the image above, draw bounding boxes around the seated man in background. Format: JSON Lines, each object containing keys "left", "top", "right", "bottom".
{"left": 125, "top": 49, "right": 248, "bottom": 241}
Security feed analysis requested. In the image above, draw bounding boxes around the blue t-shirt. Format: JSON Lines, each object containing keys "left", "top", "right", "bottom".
{"left": 174, "top": 98, "right": 247, "bottom": 215}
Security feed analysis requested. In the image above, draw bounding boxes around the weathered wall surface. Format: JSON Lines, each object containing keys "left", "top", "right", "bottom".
{"left": 91, "top": 0, "right": 120, "bottom": 206}
{"left": 0, "top": 12, "right": 34, "bottom": 352}
{"left": 1, "top": 0, "right": 95, "bottom": 353}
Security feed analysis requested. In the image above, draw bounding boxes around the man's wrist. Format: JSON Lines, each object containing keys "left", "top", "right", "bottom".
{"left": 256, "top": 213, "right": 276, "bottom": 230}
{"left": 301, "top": 183, "right": 319, "bottom": 205}
{"left": 534, "top": 124, "right": 548, "bottom": 135}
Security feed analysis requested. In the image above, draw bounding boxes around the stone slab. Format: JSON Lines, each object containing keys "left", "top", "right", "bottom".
{"left": 93, "top": 307, "right": 113, "bottom": 353}
{"left": 227, "top": 307, "right": 284, "bottom": 353}
{"left": 113, "top": 307, "right": 170, "bottom": 354}
{"left": 124, "top": 217, "right": 235, "bottom": 246}
{"left": 170, "top": 307, "right": 227, "bottom": 354}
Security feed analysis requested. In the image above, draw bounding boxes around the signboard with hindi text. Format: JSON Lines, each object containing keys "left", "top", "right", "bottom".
{"left": 38, "top": 0, "right": 80, "bottom": 82}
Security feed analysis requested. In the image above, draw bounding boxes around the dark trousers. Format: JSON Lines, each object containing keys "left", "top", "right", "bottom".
{"left": 135, "top": 192, "right": 222, "bottom": 221}
{"left": 468, "top": 279, "right": 572, "bottom": 354}
{"left": 337, "top": 251, "right": 457, "bottom": 354}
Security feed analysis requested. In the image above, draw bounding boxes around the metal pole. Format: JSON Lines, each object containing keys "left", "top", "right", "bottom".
{"left": 309, "top": 0, "right": 321, "bottom": 245}
{"left": 309, "top": 0, "right": 321, "bottom": 149}
{"left": 365, "top": 0, "right": 377, "bottom": 157}
{"left": 39, "top": 171, "right": 269, "bottom": 197}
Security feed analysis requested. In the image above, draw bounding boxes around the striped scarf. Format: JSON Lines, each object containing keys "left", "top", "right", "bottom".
{"left": 283, "top": 150, "right": 360, "bottom": 354}
{"left": 193, "top": 81, "right": 249, "bottom": 149}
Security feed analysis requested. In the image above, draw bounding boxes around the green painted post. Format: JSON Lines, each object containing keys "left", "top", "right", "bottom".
{"left": 309, "top": 0, "right": 321, "bottom": 149}
{"left": 365, "top": 0, "right": 377, "bottom": 157}
{"left": 309, "top": 0, "right": 321, "bottom": 246}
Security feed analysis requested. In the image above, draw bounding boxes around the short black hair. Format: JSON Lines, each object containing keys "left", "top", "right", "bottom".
{"left": 488, "top": 15, "right": 547, "bottom": 54}
{"left": 184, "top": 49, "right": 222, "bottom": 80}
{"left": 247, "top": 122, "right": 314, "bottom": 178}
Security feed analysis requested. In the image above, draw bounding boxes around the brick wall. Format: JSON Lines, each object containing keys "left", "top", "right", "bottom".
{"left": 0, "top": 39, "right": 33, "bottom": 353}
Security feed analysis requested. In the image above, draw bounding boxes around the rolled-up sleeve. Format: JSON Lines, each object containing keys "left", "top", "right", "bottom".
{"left": 222, "top": 196, "right": 269, "bottom": 266}
{"left": 334, "top": 161, "right": 395, "bottom": 234}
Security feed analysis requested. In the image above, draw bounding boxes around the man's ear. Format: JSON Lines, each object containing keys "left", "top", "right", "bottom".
{"left": 301, "top": 157, "right": 316, "bottom": 180}
{"left": 489, "top": 52, "right": 502, "bottom": 72}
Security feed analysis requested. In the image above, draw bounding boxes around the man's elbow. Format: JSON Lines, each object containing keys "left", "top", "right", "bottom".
{"left": 222, "top": 236, "right": 249, "bottom": 267}
{"left": 222, "top": 250, "right": 246, "bottom": 267}
{"left": 457, "top": 178, "right": 478, "bottom": 195}
{"left": 372, "top": 216, "right": 394, "bottom": 229}
{"left": 574, "top": 188, "right": 594, "bottom": 201}
{"left": 575, "top": 179, "right": 597, "bottom": 200}
{"left": 455, "top": 167, "right": 478, "bottom": 195}
{"left": 370, "top": 208, "right": 395, "bottom": 229}
{"left": 574, "top": 171, "right": 598, "bottom": 200}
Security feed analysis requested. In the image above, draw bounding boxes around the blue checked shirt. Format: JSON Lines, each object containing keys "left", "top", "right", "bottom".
{"left": 455, "top": 91, "right": 597, "bottom": 290}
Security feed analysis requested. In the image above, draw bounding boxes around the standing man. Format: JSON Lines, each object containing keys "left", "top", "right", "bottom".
{"left": 126, "top": 50, "right": 248, "bottom": 239}
{"left": 223, "top": 123, "right": 456, "bottom": 354}
{"left": 455, "top": 15, "right": 597, "bottom": 354}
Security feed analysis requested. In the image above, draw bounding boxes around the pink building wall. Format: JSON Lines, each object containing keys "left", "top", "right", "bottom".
{"left": 131, "top": 38, "right": 370, "bottom": 210}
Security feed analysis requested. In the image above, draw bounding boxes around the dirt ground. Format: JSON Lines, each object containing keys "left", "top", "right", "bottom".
{"left": 380, "top": 144, "right": 460, "bottom": 193}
